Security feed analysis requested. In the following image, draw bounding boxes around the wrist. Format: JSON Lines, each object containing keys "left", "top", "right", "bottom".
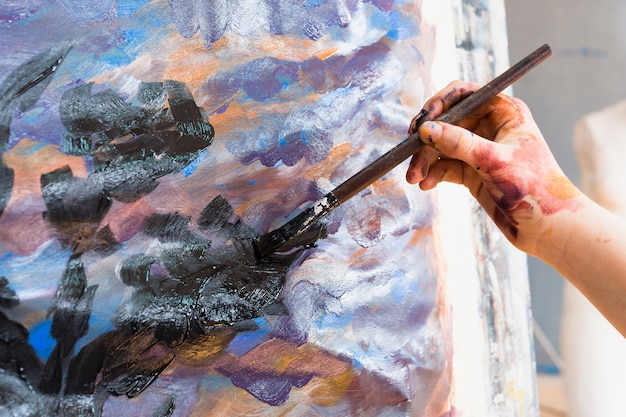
{"left": 533, "top": 194, "right": 600, "bottom": 270}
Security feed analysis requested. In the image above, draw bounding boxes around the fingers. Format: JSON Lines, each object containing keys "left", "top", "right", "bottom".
{"left": 405, "top": 79, "right": 528, "bottom": 194}
{"left": 418, "top": 159, "right": 468, "bottom": 190}
{"left": 418, "top": 120, "right": 490, "bottom": 169}
{"left": 411, "top": 81, "right": 525, "bottom": 142}
{"left": 419, "top": 158, "right": 481, "bottom": 191}
{"left": 406, "top": 145, "right": 440, "bottom": 184}
{"left": 408, "top": 81, "right": 479, "bottom": 136}
{"left": 419, "top": 158, "right": 499, "bottom": 222}
{"left": 420, "top": 81, "right": 480, "bottom": 120}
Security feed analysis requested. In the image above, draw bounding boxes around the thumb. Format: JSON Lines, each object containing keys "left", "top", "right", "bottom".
{"left": 419, "top": 121, "right": 490, "bottom": 168}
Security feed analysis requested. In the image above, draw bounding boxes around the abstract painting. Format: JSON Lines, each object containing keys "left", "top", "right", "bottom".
{"left": 0, "top": 0, "right": 536, "bottom": 416}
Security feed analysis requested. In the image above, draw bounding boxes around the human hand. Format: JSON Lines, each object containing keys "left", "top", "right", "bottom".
{"left": 405, "top": 81, "right": 582, "bottom": 256}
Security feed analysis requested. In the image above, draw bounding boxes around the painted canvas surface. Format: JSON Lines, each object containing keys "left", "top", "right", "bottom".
{"left": 0, "top": 1, "right": 534, "bottom": 416}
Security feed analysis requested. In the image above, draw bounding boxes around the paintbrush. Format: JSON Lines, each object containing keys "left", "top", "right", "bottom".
{"left": 253, "top": 43, "right": 552, "bottom": 259}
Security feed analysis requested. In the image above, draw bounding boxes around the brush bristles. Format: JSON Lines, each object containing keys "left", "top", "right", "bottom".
{"left": 253, "top": 192, "right": 340, "bottom": 260}
{"left": 253, "top": 229, "right": 288, "bottom": 259}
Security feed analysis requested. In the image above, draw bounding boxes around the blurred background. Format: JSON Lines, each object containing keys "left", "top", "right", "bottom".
{"left": 504, "top": 0, "right": 626, "bottom": 415}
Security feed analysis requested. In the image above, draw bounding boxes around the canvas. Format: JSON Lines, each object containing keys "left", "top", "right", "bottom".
{"left": 0, "top": 1, "right": 536, "bottom": 416}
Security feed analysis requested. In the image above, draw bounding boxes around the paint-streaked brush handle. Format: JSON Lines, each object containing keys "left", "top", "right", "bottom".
{"left": 331, "top": 43, "right": 552, "bottom": 203}
{"left": 254, "top": 44, "right": 552, "bottom": 258}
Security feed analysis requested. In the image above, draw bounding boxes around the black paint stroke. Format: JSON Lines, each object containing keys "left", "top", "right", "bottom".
{"left": 41, "top": 166, "right": 116, "bottom": 256}
{"left": 39, "top": 80, "right": 215, "bottom": 258}
{"left": 57, "top": 194, "right": 323, "bottom": 414}
{"left": 19, "top": 77, "right": 224, "bottom": 413}
{"left": 0, "top": 369, "right": 54, "bottom": 416}
{"left": 152, "top": 396, "right": 176, "bottom": 417}
{"left": 0, "top": 163, "right": 14, "bottom": 218}
{"left": 59, "top": 80, "right": 214, "bottom": 203}
{"left": 0, "top": 311, "right": 44, "bottom": 389}
{"left": 0, "top": 44, "right": 71, "bottom": 217}
{"left": 114, "top": 195, "right": 316, "bottom": 343}
{"left": 39, "top": 257, "right": 98, "bottom": 395}
{"left": 2, "top": 168, "right": 329, "bottom": 412}
{"left": 0, "top": 277, "right": 19, "bottom": 309}
{"left": 0, "top": 44, "right": 72, "bottom": 149}
{"left": 0, "top": 282, "right": 43, "bottom": 390}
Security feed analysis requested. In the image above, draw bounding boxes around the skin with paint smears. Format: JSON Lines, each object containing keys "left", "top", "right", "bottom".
{"left": 406, "top": 81, "right": 581, "bottom": 256}
{"left": 407, "top": 80, "right": 626, "bottom": 338}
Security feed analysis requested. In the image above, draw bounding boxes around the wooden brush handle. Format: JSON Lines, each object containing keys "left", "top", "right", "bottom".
{"left": 331, "top": 43, "right": 552, "bottom": 203}
{"left": 254, "top": 44, "right": 552, "bottom": 258}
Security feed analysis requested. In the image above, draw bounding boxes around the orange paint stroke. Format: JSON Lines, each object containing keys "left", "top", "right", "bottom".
{"left": 302, "top": 368, "right": 355, "bottom": 406}
{"left": 405, "top": 224, "right": 434, "bottom": 250}
{"left": 317, "top": 47, "right": 339, "bottom": 61}
{"left": 208, "top": 102, "right": 260, "bottom": 132}
{"left": 302, "top": 142, "right": 355, "bottom": 181}
{"left": 3, "top": 138, "right": 87, "bottom": 198}
{"left": 368, "top": 177, "right": 397, "bottom": 194}
{"left": 158, "top": 31, "right": 338, "bottom": 96}
{"left": 545, "top": 171, "right": 580, "bottom": 200}
{"left": 347, "top": 246, "right": 383, "bottom": 270}
{"left": 163, "top": 35, "right": 220, "bottom": 90}
{"left": 212, "top": 32, "right": 338, "bottom": 63}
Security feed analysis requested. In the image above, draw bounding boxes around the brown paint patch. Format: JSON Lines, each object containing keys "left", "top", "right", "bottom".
{"left": 303, "top": 368, "right": 355, "bottom": 406}
{"left": 175, "top": 327, "right": 237, "bottom": 366}
{"left": 226, "top": 338, "right": 351, "bottom": 378}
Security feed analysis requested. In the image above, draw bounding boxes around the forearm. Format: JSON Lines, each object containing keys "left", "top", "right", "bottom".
{"left": 538, "top": 195, "right": 626, "bottom": 337}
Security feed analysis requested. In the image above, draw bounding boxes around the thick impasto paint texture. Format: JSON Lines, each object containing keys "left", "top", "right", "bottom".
{"left": 0, "top": 1, "right": 454, "bottom": 416}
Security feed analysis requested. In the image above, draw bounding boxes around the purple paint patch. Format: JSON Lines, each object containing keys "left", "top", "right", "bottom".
{"left": 241, "top": 177, "right": 322, "bottom": 233}
{"left": 269, "top": 316, "right": 308, "bottom": 345}
{"left": 241, "top": 58, "right": 300, "bottom": 101}
{"left": 202, "top": 58, "right": 299, "bottom": 106}
{"left": 216, "top": 42, "right": 400, "bottom": 167}
{"left": 225, "top": 369, "right": 313, "bottom": 406}
{"left": 300, "top": 57, "right": 328, "bottom": 93}
{"left": 0, "top": 3, "right": 41, "bottom": 24}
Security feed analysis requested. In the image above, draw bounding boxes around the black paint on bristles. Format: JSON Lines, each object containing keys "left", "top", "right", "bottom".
{"left": 253, "top": 192, "right": 338, "bottom": 259}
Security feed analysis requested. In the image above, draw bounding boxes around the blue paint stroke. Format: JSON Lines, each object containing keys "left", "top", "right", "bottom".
{"left": 29, "top": 319, "right": 54, "bottom": 360}
{"left": 226, "top": 318, "right": 270, "bottom": 356}
{"left": 181, "top": 149, "right": 208, "bottom": 177}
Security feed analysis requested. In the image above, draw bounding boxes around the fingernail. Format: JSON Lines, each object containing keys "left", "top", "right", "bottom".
{"left": 409, "top": 109, "right": 429, "bottom": 134}
{"left": 420, "top": 122, "right": 442, "bottom": 145}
